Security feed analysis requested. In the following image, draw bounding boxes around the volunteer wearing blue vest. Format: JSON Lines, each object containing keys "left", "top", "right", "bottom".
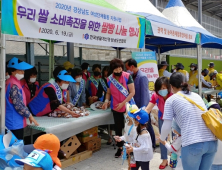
{"left": 6, "top": 57, "right": 39, "bottom": 140}
{"left": 86, "top": 64, "right": 102, "bottom": 105}
{"left": 69, "top": 68, "right": 86, "bottom": 107}
{"left": 28, "top": 67, "right": 80, "bottom": 118}
{"left": 21, "top": 67, "right": 39, "bottom": 104}
{"left": 97, "top": 66, "right": 115, "bottom": 145}
{"left": 97, "top": 66, "right": 110, "bottom": 102}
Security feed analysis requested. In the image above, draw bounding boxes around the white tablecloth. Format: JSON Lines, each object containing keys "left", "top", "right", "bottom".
{"left": 25, "top": 109, "right": 114, "bottom": 141}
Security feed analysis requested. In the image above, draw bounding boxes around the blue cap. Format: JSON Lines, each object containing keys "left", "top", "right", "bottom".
{"left": 7, "top": 57, "right": 33, "bottom": 70}
{"left": 172, "top": 120, "right": 181, "bottom": 134}
{"left": 15, "top": 149, "right": 53, "bottom": 170}
{"left": 128, "top": 109, "right": 149, "bottom": 124}
{"left": 57, "top": 70, "right": 76, "bottom": 82}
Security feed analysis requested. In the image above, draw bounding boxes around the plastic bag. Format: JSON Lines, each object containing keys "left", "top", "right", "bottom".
{"left": 0, "top": 140, "right": 27, "bottom": 169}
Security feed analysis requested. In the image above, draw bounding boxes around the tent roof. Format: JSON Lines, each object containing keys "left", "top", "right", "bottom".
{"left": 162, "top": 0, "right": 222, "bottom": 48}
{"left": 83, "top": 0, "right": 198, "bottom": 53}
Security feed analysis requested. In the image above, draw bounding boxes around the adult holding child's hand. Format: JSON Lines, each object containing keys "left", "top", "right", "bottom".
{"left": 102, "top": 58, "right": 135, "bottom": 158}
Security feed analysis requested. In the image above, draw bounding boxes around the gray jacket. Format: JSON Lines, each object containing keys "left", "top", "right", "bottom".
{"left": 69, "top": 82, "right": 86, "bottom": 107}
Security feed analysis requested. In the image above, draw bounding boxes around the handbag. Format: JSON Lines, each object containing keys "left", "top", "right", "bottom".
{"left": 178, "top": 92, "right": 222, "bottom": 141}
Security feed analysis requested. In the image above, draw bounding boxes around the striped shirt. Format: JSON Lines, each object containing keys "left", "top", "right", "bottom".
{"left": 163, "top": 91, "right": 216, "bottom": 147}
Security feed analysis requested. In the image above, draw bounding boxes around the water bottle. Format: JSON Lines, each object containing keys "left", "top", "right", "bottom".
{"left": 130, "top": 154, "right": 136, "bottom": 168}
{"left": 129, "top": 105, "right": 132, "bottom": 112}
{"left": 170, "top": 152, "right": 177, "bottom": 168}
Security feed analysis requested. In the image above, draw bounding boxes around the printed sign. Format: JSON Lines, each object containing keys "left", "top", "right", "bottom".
{"left": 1, "top": 0, "right": 145, "bottom": 48}
{"left": 132, "top": 51, "right": 159, "bottom": 97}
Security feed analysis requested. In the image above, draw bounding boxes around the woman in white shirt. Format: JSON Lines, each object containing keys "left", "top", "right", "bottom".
{"left": 160, "top": 72, "right": 217, "bottom": 170}
{"left": 126, "top": 109, "right": 153, "bottom": 170}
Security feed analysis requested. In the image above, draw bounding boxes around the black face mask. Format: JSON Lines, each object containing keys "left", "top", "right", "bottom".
{"left": 114, "top": 72, "right": 122, "bottom": 77}
{"left": 94, "top": 71, "right": 101, "bottom": 77}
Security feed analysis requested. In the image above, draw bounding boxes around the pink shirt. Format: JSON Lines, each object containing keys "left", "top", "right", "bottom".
{"left": 150, "top": 92, "right": 173, "bottom": 119}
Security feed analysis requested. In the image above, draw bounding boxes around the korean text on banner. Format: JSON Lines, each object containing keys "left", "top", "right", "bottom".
{"left": 132, "top": 52, "right": 159, "bottom": 98}
{"left": 1, "top": 0, "right": 145, "bottom": 49}
{"left": 150, "top": 21, "right": 197, "bottom": 43}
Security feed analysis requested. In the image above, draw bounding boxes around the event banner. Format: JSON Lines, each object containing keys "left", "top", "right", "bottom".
{"left": 1, "top": 0, "right": 145, "bottom": 48}
{"left": 147, "top": 21, "right": 198, "bottom": 43}
{"left": 132, "top": 52, "right": 159, "bottom": 98}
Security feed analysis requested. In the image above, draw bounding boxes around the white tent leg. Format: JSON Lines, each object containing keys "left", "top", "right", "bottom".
{"left": 197, "top": 43, "right": 202, "bottom": 96}
{"left": 0, "top": 34, "right": 6, "bottom": 135}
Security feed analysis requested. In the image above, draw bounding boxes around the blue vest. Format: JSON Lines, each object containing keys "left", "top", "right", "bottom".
{"left": 5, "top": 77, "right": 27, "bottom": 130}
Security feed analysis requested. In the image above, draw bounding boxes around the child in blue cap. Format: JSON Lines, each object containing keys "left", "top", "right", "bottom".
{"left": 126, "top": 109, "right": 153, "bottom": 170}
{"left": 15, "top": 149, "right": 53, "bottom": 170}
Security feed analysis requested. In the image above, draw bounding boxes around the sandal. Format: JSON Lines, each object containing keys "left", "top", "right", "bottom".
{"left": 159, "top": 163, "right": 168, "bottom": 169}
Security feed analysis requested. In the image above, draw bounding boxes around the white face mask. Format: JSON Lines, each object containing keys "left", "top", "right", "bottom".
{"left": 30, "top": 78, "right": 37, "bottom": 83}
{"left": 127, "top": 70, "right": 134, "bottom": 75}
{"left": 15, "top": 74, "right": 24, "bottom": 80}
{"left": 60, "top": 83, "right": 69, "bottom": 90}
{"left": 75, "top": 77, "right": 82, "bottom": 83}
{"left": 5, "top": 75, "right": 10, "bottom": 80}
{"left": 190, "top": 67, "right": 195, "bottom": 71}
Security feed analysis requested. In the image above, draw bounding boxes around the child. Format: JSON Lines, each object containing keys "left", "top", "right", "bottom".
{"left": 114, "top": 103, "right": 138, "bottom": 170}
{"left": 15, "top": 149, "right": 53, "bottom": 170}
{"left": 160, "top": 120, "right": 182, "bottom": 170}
{"left": 126, "top": 109, "right": 153, "bottom": 170}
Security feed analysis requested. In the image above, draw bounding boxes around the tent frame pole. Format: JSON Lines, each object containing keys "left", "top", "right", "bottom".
{"left": 158, "top": 46, "right": 161, "bottom": 64}
{"left": 0, "top": 33, "right": 6, "bottom": 135}
{"left": 49, "top": 41, "right": 54, "bottom": 79}
{"left": 197, "top": 35, "right": 202, "bottom": 96}
{"left": 116, "top": 48, "right": 121, "bottom": 59}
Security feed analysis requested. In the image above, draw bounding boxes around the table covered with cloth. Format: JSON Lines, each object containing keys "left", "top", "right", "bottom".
{"left": 192, "top": 88, "right": 221, "bottom": 95}
{"left": 25, "top": 109, "right": 114, "bottom": 141}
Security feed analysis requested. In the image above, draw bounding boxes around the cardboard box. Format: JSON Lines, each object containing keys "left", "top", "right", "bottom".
{"left": 84, "top": 138, "right": 101, "bottom": 152}
{"left": 61, "top": 150, "right": 92, "bottom": 169}
{"left": 77, "top": 127, "right": 98, "bottom": 143}
{"left": 61, "top": 135, "right": 81, "bottom": 159}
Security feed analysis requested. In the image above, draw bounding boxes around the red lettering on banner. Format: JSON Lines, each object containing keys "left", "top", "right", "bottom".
{"left": 101, "top": 22, "right": 115, "bottom": 34}
{"left": 115, "top": 25, "right": 127, "bottom": 36}
{"left": 129, "top": 27, "right": 139, "bottom": 37}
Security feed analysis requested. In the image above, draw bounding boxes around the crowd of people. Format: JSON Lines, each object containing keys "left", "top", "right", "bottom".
{"left": 4, "top": 56, "right": 222, "bottom": 170}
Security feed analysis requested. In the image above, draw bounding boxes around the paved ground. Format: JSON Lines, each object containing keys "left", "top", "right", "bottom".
{"left": 64, "top": 140, "right": 172, "bottom": 170}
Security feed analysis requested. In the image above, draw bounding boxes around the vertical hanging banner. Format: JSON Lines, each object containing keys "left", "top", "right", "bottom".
{"left": 132, "top": 51, "right": 159, "bottom": 97}
{"left": 1, "top": 0, "right": 145, "bottom": 49}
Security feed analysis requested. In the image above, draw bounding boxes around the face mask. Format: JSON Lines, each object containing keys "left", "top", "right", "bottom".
{"left": 190, "top": 67, "right": 194, "bottom": 71}
{"left": 213, "top": 78, "right": 216, "bottom": 80}
{"left": 158, "top": 89, "right": 168, "bottom": 97}
{"left": 60, "top": 83, "right": 69, "bottom": 90}
{"left": 114, "top": 72, "right": 122, "bottom": 77}
{"left": 30, "top": 78, "right": 37, "bottom": 83}
{"left": 5, "top": 75, "right": 10, "bottom": 80}
{"left": 75, "top": 77, "right": 82, "bottom": 83}
{"left": 87, "top": 67, "right": 90, "bottom": 71}
{"left": 127, "top": 70, "right": 134, "bottom": 74}
{"left": 94, "top": 71, "right": 101, "bottom": 77}
{"left": 15, "top": 74, "right": 24, "bottom": 80}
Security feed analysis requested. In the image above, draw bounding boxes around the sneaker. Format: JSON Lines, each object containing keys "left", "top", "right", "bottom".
{"left": 115, "top": 148, "right": 122, "bottom": 158}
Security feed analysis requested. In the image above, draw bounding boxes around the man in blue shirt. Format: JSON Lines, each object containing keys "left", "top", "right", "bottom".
{"left": 125, "top": 59, "right": 155, "bottom": 148}
{"left": 125, "top": 59, "right": 150, "bottom": 107}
